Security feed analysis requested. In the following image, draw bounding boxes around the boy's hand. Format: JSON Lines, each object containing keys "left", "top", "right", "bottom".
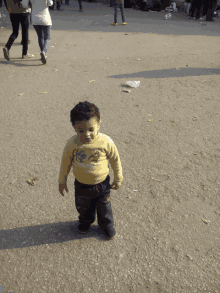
{"left": 110, "top": 181, "right": 120, "bottom": 190}
{"left": 59, "top": 183, "right": 69, "bottom": 196}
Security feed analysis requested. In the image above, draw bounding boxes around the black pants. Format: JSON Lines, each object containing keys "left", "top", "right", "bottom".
{"left": 190, "top": 0, "right": 203, "bottom": 18}
{"left": 5, "top": 13, "right": 29, "bottom": 55}
{"left": 78, "top": 0, "right": 83, "bottom": 10}
{"left": 74, "top": 175, "right": 114, "bottom": 230}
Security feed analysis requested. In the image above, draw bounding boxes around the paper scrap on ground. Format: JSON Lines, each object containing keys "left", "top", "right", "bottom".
{"left": 126, "top": 81, "right": 140, "bottom": 88}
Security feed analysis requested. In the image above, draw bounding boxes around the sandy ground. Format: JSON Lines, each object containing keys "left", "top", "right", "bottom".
{"left": 0, "top": 1, "right": 220, "bottom": 292}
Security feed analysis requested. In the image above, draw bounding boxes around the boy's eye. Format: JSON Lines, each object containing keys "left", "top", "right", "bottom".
{"left": 79, "top": 130, "right": 83, "bottom": 133}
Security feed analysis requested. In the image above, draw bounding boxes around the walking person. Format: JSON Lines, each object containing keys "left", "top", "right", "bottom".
{"left": 23, "top": 0, "right": 53, "bottom": 64}
{"left": 3, "top": 0, "right": 30, "bottom": 61}
{"left": 111, "top": 0, "right": 127, "bottom": 26}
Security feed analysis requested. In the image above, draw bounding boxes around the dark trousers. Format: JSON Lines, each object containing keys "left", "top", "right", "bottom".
{"left": 5, "top": 13, "right": 29, "bottom": 55}
{"left": 78, "top": 0, "right": 83, "bottom": 10}
{"left": 114, "top": 3, "right": 125, "bottom": 23}
{"left": 74, "top": 175, "right": 114, "bottom": 230}
{"left": 190, "top": 0, "right": 202, "bottom": 18}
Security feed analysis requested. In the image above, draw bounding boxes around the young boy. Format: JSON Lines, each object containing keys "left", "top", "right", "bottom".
{"left": 58, "top": 101, "right": 123, "bottom": 240}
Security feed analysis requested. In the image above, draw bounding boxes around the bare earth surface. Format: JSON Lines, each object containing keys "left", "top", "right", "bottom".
{"left": 0, "top": 1, "right": 220, "bottom": 292}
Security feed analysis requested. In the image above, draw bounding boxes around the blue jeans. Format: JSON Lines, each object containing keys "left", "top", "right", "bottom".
{"left": 74, "top": 175, "right": 114, "bottom": 230}
{"left": 114, "top": 3, "right": 125, "bottom": 23}
{"left": 33, "top": 25, "right": 51, "bottom": 55}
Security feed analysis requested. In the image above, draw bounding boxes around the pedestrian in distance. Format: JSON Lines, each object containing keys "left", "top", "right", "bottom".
{"left": 3, "top": 0, "right": 30, "bottom": 61}
{"left": 78, "top": 0, "right": 83, "bottom": 11}
{"left": 111, "top": 0, "right": 127, "bottom": 26}
{"left": 58, "top": 101, "right": 123, "bottom": 240}
{"left": 184, "top": 0, "right": 192, "bottom": 15}
{"left": 65, "top": 0, "right": 69, "bottom": 5}
{"left": 190, "top": 0, "right": 203, "bottom": 19}
{"left": 22, "top": 0, "right": 53, "bottom": 64}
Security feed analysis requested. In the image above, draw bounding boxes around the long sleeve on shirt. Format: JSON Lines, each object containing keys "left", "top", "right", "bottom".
{"left": 58, "top": 133, "right": 123, "bottom": 185}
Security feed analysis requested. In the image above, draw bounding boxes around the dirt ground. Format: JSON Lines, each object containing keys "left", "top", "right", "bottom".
{"left": 0, "top": 1, "right": 220, "bottom": 292}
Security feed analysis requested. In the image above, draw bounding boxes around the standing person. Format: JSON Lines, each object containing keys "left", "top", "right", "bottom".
{"left": 111, "top": 0, "right": 127, "bottom": 26}
{"left": 184, "top": 0, "right": 192, "bottom": 15}
{"left": 3, "top": 0, "right": 30, "bottom": 61}
{"left": 23, "top": 0, "right": 53, "bottom": 64}
{"left": 58, "top": 101, "right": 123, "bottom": 240}
{"left": 190, "top": 0, "right": 203, "bottom": 19}
{"left": 56, "top": 0, "right": 61, "bottom": 10}
{"left": 202, "top": 0, "right": 216, "bottom": 20}
{"left": 78, "top": 0, "right": 83, "bottom": 11}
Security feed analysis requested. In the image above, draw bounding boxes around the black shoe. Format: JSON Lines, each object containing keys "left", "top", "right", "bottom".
{"left": 40, "top": 52, "right": 47, "bottom": 64}
{"left": 102, "top": 227, "right": 116, "bottom": 240}
{"left": 78, "top": 223, "right": 91, "bottom": 233}
{"left": 3, "top": 47, "right": 10, "bottom": 61}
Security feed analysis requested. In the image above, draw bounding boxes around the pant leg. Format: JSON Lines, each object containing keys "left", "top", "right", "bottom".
{"left": 33, "top": 25, "right": 44, "bottom": 52}
{"left": 190, "top": 0, "right": 197, "bottom": 16}
{"left": 42, "top": 25, "right": 51, "bottom": 55}
{"left": 20, "top": 13, "right": 29, "bottom": 55}
{"left": 5, "top": 13, "right": 20, "bottom": 50}
{"left": 74, "top": 180, "right": 97, "bottom": 225}
{"left": 96, "top": 175, "right": 114, "bottom": 230}
{"left": 114, "top": 3, "right": 118, "bottom": 23}
{"left": 78, "top": 0, "right": 83, "bottom": 10}
{"left": 119, "top": 3, "right": 125, "bottom": 22}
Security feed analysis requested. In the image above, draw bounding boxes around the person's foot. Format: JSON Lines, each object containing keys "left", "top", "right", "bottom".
{"left": 122, "top": 22, "right": 127, "bottom": 25}
{"left": 78, "top": 223, "right": 91, "bottom": 234}
{"left": 79, "top": 8, "right": 83, "bottom": 11}
{"left": 40, "top": 51, "right": 47, "bottom": 64}
{"left": 3, "top": 47, "right": 10, "bottom": 61}
{"left": 102, "top": 227, "right": 116, "bottom": 240}
{"left": 22, "top": 53, "right": 32, "bottom": 59}
{"left": 111, "top": 22, "right": 118, "bottom": 26}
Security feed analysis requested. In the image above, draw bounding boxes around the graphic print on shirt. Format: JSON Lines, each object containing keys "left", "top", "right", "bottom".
{"left": 72, "top": 149, "right": 103, "bottom": 165}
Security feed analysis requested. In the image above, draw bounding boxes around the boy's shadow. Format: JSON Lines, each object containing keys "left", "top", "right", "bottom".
{"left": 0, "top": 220, "right": 110, "bottom": 250}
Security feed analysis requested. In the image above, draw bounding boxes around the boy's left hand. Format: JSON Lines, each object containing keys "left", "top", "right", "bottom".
{"left": 110, "top": 181, "right": 120, "bottom": 190}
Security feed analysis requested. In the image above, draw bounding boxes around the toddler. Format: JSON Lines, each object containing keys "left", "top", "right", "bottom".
{"left": 58, "top": 101, "right": 123, "bottom": 240}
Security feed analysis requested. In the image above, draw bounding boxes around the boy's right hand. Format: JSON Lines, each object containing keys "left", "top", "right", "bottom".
{"left": 59, "top": 183, "right": 69, "bottom": 196}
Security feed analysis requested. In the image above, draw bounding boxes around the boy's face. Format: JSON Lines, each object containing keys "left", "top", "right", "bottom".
{"left": 74, "top": 117, "right": 100, "bottom": 144}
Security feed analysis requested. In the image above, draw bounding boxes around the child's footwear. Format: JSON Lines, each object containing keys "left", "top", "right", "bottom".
{"left": 111, "top": 22, "right": 118, "bottom": 26}
{"left": 122, "top": 22, "right": 127, "bottom": 25}
{"left": 3, "top": 47, "right": 10, "bottom": 61}
{"left": 102, "top": 227, "right": 116, "bottom": 240}
{"left": 78, "top": 223, "right": 91, "bottom": 234}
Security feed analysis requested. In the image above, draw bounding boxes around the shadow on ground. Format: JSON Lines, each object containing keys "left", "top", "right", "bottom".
{"left": 0, "top": 221, "right": 109, "bottom": 250}
{"left": 110, "top": 67, "right": 220, "bottom": 79}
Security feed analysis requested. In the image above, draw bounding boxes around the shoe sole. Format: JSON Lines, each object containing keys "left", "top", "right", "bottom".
{"left": 40, "top": 52, "right": 47, "bottom": 64}
{"left": 3, "top": 48, "right": 10, "bottom": 61}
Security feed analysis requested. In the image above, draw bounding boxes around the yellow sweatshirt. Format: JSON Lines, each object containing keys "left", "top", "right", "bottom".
{"left": 58, "top": 133, "right": 123, "bottom": 185}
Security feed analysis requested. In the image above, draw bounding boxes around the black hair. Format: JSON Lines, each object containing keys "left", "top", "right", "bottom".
{"left": 70, "top": 101, "right": 100, "bottom": 126}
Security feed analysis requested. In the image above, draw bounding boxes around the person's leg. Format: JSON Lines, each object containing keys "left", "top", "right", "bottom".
{"left": 20, "top": 13, "right": 29, "bottom": 56}
{"left": 114, "top": 3, "right": 118, "bottom": 23}
{"left": 33, "top": 25, "right": 44, "bottom": 52}
{"left": 5, "top": 13, "right": 20, "bottom": 50}
{"left": 78, "top": 0, "right": 83, "bottom": 11}
{"left": 190, "top": 0, "right": 196, "bottom": 16}
{"left": 96, "top": 175, "right": 115, "bottom": 233}
{"left": 120, "top": 3, "right": 126, "bottom": 23}
{"left": 74, "top": 180, "right": 97, "bottom": 227}
{"left": 42, "top": 25, "right": 51, "bottom": 56}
